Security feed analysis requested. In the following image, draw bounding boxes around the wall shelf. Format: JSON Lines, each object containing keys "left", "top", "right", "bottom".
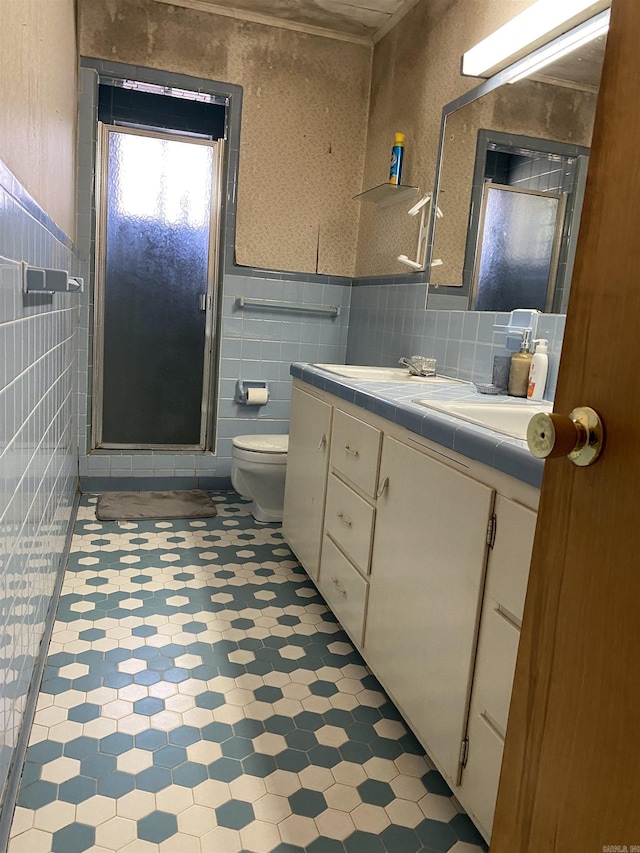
{"left": 353, "top": 183, "right": 419, "bottom": 208}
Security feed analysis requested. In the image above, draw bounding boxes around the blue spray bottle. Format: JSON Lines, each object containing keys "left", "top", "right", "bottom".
{"left": 389, "top": 132, "right": 406, "bottom": 185}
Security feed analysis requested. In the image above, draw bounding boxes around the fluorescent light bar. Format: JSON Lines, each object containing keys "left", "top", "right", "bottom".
{"left": 505, "top": 9, "right": 610, "bottom": 84}
{"left": 462, "top": 0, "right": 610, "bottom": 78}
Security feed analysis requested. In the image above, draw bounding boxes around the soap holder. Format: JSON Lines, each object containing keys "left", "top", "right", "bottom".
{"left": 474, "top": 383, "right": 506, "bottom": 395}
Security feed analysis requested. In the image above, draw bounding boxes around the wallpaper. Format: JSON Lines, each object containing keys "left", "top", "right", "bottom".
{"left": 354, "top": 0, "right": 540, "bottom": 278}
{"left": 79, "top": 0, "right": 371, "bottom": 277}
{"left": 0, "top": 0, "right": 77, "bottom": 238}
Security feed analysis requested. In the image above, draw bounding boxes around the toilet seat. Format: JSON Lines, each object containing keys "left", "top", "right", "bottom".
{"left": 232, "top": 435, "right": 288, "bottom": 454}
{"left": 231, "top": 434, "right": 289, "bottom": 522}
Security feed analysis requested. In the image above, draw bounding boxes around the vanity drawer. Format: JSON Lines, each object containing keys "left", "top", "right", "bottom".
{"left": 461, "top": 706, "right": 505, "bottom": 838}
{"left": 487, "top": 496, "right": 537, "bottom": 625}
{"left": 324, "top": 474, "right": 375, "bottom": 575}
{"left": 318, "top": 535, "right": 369, "bottom": 646}
{"left": 470, "top": 603, "right": 521, "bottom": 737}
{"left": 330, "top": 409, "right": 382, "bottom": 499}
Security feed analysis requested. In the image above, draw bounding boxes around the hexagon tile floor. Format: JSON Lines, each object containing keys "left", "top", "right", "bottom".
{"left": 8, "top": 493, "right": 488, "bottom": 853}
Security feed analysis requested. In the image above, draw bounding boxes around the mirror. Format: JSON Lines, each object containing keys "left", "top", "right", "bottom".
{"left": 427, "top": 29, "right": 607, "bottom": 313}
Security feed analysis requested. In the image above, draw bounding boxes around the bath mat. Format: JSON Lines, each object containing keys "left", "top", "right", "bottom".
{"left": 95, "top": 489, "right": 218, "bottom": 521}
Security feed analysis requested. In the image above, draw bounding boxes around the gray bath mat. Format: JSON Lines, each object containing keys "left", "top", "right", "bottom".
{"left": 96, "top": 489, "right": 218, "bottom": 521}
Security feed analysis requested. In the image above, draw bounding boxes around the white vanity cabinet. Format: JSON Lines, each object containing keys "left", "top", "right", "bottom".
{"left": 457, "top": 494, "right": 537, "bottom": 838}
{"left": 282, "top": 385, "right": 332, "bottom": 581}
{"left": 282, "top": 379, "right": 539, "bottom": 842}
{"left": 365, "top": 436, "right": 494, "bottom": 787}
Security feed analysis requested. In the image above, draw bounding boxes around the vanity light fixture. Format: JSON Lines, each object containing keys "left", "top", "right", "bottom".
{"left": 397, "top": 194, "right": 443, "bottom": 272}
{"left": 461, "top": 0, "right": 610, "bottom": 78}
{"left": 505, "top": 9, "right": 610, "bottom": 84}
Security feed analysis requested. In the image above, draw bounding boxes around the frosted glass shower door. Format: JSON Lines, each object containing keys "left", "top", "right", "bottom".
{"left": 471, "top": 184, "right": 564, "bottom": 313}
{"left": 95, "top": 127, "right": 221, "bottom": 449}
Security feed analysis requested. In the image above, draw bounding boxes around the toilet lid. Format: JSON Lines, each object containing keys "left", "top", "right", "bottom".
{"left": 232, "top": 435, "right": 289, "bottom": 453}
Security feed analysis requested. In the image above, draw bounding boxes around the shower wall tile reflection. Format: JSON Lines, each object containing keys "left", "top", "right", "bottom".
{"left": 347, "top": 283, "right": 564, "bottom": 401}
{"left": 0, "top": 174, "right": 79, "bottom": 805}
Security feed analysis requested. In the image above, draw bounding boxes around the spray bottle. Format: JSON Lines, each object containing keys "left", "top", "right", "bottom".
{"left": 389, "top": 132, "right": 406, "bottom": 185}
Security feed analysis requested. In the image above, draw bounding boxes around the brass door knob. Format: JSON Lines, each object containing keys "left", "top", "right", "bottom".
{"left": 527, "top": 407, "right": 604, "bottom": 467}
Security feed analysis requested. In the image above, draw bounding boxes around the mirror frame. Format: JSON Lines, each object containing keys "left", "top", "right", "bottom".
{"left": 425, "top": 18, "right": 604, "bottom": 311}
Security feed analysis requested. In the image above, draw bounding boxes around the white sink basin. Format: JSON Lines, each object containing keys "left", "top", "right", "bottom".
{"left": 413, "top": 399, "right": 553, "bottom": 440}
{"left": 313, "top": 364, "right": 463, "bottom": 384}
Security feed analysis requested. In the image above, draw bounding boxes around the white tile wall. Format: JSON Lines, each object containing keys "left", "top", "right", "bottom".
{"left": 0, "top": 200, "right": 79, "bottom": 800}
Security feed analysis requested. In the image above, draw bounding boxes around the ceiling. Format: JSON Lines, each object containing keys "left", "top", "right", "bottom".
{"left": 534, "top": 33, "right": 606, "bottom": 92}
{"left": 151, "top": 0, "right": 421, "bottom": 44}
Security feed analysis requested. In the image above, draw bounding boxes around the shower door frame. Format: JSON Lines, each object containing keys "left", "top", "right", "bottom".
{"left": 92, "top": 123, "right": 224, "bottom": 451}
{"left": 470, "top": 181, "right": 566, "bottom": 313}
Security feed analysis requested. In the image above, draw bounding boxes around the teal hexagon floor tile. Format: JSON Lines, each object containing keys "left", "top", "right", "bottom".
{"left": 135, "top": 766, "right": 173, "bottom": 793}
{"left": 58, "top": 776, "right": 97, "bottom": 804}
{"left": 137, "top": 810, "right": 178, "bottom": 843}
{"left": 216, "top": 798, "right": 255, "bottom": 830}
{"left": 96, "top": 770, "right": 135, "bottom": 798}
{"left": 288, "top": 788, "right": 327, "bottom": 818}
{"left": 27, "top": 741, "right": 63, "bottom": 765}
{"left": 51, "top": 822, "right": 95, "bottom": 853}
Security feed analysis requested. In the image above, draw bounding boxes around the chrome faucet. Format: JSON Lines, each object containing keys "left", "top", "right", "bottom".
{"left": 399, "top": 356, "right": 434, "bottom": 376}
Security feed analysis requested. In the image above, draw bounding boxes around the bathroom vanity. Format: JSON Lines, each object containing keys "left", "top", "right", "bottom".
{"left": 282, "top": 364, "right": 542, "bottom": 842}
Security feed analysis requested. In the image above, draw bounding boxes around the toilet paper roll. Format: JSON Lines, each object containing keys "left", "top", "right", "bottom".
{"left": 246, "top": 387, "right": 269, "bottom": 405}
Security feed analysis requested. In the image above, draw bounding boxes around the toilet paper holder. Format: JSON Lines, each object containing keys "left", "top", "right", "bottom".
{"left": 235, "top": 380, "right": 269, "bottom": 405}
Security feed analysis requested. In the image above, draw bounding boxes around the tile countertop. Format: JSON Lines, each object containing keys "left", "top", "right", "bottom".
{"left": 290, "top": 362, "right": 545, "bottom": 489}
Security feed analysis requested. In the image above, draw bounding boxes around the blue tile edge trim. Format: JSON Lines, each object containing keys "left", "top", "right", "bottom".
{"left": 0, "top": 489, "right": 81, "bottom": 852}
{"left": 80, "top": 476, "right": 233, "bottom": 493}
{"left": 290, "top": 363, "right": 544, "bottom": 488}
{"left": 226, "top": 265, "right": 352, "bottom": 285}
{"left": 0, "top": 158, "right": 76, "bottom": 252}
{"left": 351, "top": 271, "right": 429, "bottom": 287}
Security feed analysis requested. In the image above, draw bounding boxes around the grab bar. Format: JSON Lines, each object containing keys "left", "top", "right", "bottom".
{"left": 235, "top": 296, "right": 340, "bottom": 318}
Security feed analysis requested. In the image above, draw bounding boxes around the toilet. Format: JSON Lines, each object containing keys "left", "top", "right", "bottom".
{"left": 231, "top": 434, "right": 289, "bottom": 522}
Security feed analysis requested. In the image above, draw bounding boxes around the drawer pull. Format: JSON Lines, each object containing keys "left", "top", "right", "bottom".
{"left": 495, "top": 604, "right": 522, "bottom": 631}
{"left": 330, "top": 576, "right": 347, "bottom": 596}
{"left": 336, "top": 512, "right": 352, "bottom": 527}
{"left": 317, "top": 434, "right": 327, "bottom": 450}
{"left": 344, "top": 445, "right": 359, "bottom": 457}
{"left": 376, "top": 476, "right": 389, "bottom": 498}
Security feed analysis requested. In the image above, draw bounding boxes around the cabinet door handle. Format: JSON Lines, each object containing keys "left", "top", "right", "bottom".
{"left": 336, "top": 511, "right": 352, "bottom": 527}
{"left": 317, "top": 434, "right": 327, "bottom": 450}
{"left": 344, "top": 445, "right": 359, "bottom": 457}
{"left": 376, "top": 476, "right": 389, "bottom": 498}
{"left": 330, "top": 576, "right": 347, "bottom": 596}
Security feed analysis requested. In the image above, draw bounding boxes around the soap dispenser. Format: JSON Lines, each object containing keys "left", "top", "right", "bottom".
{"left": 527, "top": 338, "right": 549, "bottom": 401}
{"left": 508, "top": 329, "right": 533, "bottom": 397}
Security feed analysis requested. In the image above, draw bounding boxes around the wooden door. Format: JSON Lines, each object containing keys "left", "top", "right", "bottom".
{"left": 492, "top": 0, "right": 640, "bottom": 847}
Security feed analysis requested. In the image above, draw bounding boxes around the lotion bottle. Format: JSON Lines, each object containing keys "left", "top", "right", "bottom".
{"left": 527, "top": 338, "right": 549, "bottom": 401}
{"left": 508, "top": 329, "right": 533, "bottom": 397}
